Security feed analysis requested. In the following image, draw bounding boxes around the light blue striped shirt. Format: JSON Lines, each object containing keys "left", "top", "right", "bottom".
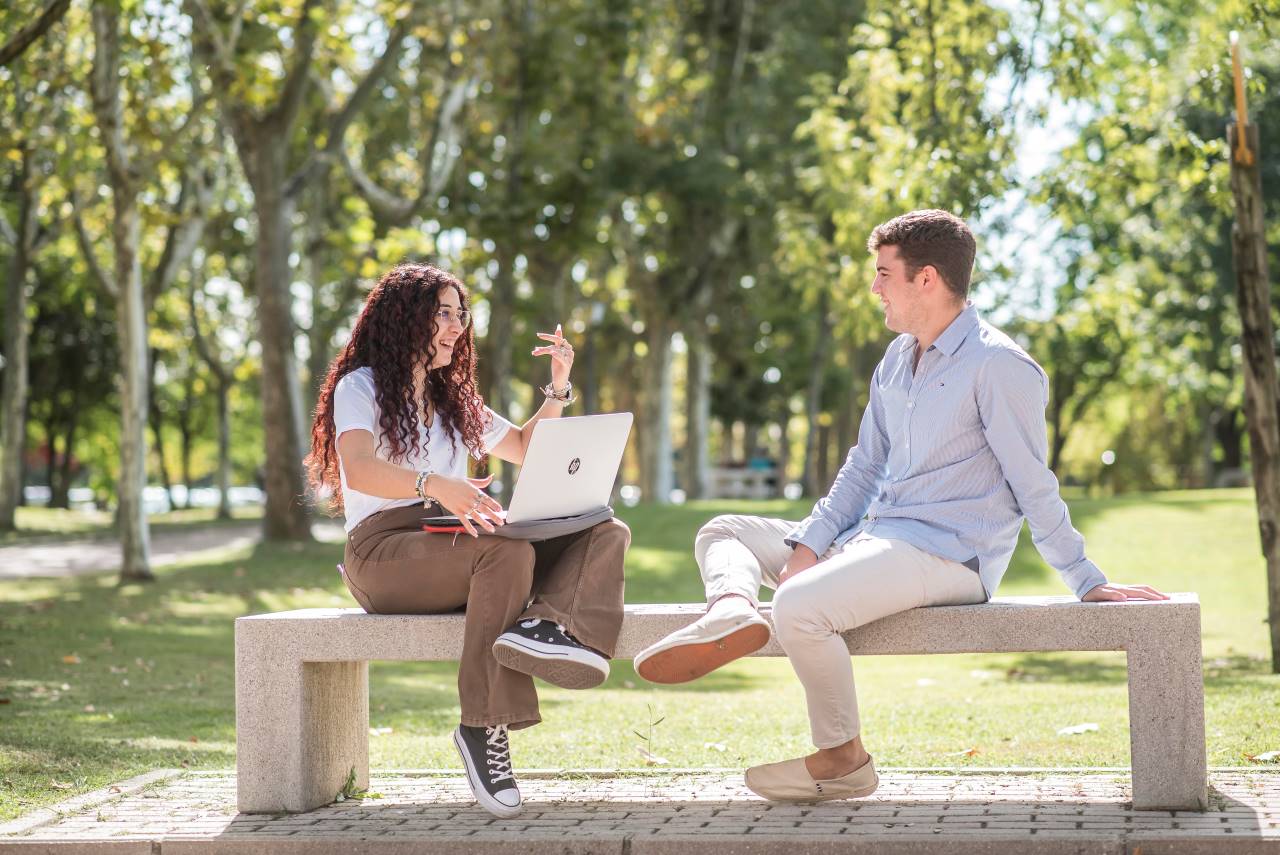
{"left": 785, "top": 305, "right": 1108, "bottom": 600}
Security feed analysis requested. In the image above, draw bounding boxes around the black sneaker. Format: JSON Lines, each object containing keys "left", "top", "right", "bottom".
{"left": 491, "top": 618, "right": 610, "bottom": 689}
{"left": 452, "top": 723, "right": 521, "bottom": 818}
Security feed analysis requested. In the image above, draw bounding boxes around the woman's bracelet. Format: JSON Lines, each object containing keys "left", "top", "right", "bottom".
{"left": 414, "top": 469, "right": 437, "bottom": 507}
{"left": 541, "top": 380, "right": 577, "bottom": 406}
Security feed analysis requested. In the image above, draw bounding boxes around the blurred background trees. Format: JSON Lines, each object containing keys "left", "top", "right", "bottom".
{"left": 0, "top": 0, "right": 1276, "bottom": 546}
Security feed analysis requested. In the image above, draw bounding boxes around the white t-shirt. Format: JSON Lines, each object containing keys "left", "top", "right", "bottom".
{"left": 333, "top": 367, "right": 514, "bottom": 532}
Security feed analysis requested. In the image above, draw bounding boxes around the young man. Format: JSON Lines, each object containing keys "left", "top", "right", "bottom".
{"left": 633, "top": 209, "right": 1168, "bottom": 802}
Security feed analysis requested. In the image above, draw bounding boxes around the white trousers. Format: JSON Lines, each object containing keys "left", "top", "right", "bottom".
{"left": 694, "top": 514, "right": 986, "bottom": 748}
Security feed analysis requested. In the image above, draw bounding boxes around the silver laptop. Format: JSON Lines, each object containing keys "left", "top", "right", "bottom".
{"left": 504, "top": 412, "right": 633, "bottom": 523}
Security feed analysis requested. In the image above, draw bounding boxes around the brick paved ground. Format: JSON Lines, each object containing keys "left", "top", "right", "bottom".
{"left": 3, "top": 769, "right": 1279, "bottom": 853}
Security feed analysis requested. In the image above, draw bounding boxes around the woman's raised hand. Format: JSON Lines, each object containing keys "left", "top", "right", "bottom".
{"left": 532, "top": 323, "right": 574, "bottom": 391}
{"left": 430, "top": 473, "right": 505, "bottom": 538}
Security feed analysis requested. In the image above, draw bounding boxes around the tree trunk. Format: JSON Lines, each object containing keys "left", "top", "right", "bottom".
{"left": 1216, "top": 406, "right": 1245, "bottom": 472}
{"left": 246, "top": 147, "right": 312, "bottom": 540}
{"left": 177, "top": 362, "right": 196, "bottom": 509}
{"left": 0, "top": 153, "right": 34, "bottom": 531}
{"left": 216, "top": 378, "right": 231, "bottom": 519}
{"left": 834, "top": 393, "right": 856, "bottom": 488}
{"left": 685, "top": 316, "right": 711, "bottom": 500}
{"left": 303, "top": 181, "right": 331, "bottom": 415}
{"left": 640, "top": 319, "right": 675, "bottom": 504}
{"left": 816, "top": 422, "right": 831, "bottom": 492}
{"left": 486, "top": 243, "right": 518, "bottom": 503}
{"left": 52, "top": 415, "right": 76, "bottom": 508}
{"left": 149, "top": 356, "right": 174, "bottom": 511}
{"left": 802, "top": 290, "right": 832, "bottom": 497}
{"left": 115, "top": 195, "right": 152, "bottom": 579}
{"left": 90, "top": 3, "right": 152, "bottom": 581}
{"left": 1228, "top": 121, "right": 1280, "bottom": 672}
{"left": 776, "top": 417, "right": 790, "bottom": 495}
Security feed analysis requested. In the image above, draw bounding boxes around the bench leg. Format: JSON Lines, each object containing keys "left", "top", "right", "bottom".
{"left": 1126, "top": 637, "right": 1207, "bottom": 810}
{"left": 236, "top": 646, "right": 369, "bottom": 813}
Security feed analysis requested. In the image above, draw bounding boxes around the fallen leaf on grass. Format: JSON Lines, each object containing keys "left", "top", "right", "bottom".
{"left": 704, "top": 742, "right": 727, "bottom": 752}
{"left": 188, "top": 736, "right": 199, "bottom": 743}
{"left": 49, "top": 780, "right": 73, "bottom": 790}
{"left": 83, "top": 705, "right": 95, "bottom": 713}
{"left": 1245, "top": 751, "right": 1280, "bottom": 763}
{"left": 0, "top": 698, "right": 9, "bottom": 704}
{"left": 61, "top": 654, "right": 81, "bottom": 665}
{"left": 636, "top": 746, "right": 669, "bottom": 766}
{"left": 1057, "top": 722, "right": 1100, "bottom": 736}
{"left": 947, "top": 747, "right": 981, "bottom": 757}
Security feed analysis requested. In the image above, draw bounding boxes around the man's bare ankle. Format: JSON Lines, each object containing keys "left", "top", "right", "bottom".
{"left": 806, "top": 743, "right": 870, "bottom": 779}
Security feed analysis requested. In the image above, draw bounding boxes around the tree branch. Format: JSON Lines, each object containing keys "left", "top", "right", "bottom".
{"left": 147, "top": 166, "right": 214, "bottom": 308}
{"left": 0, "top": 0, "right": 72, "bottom": 68}
{"left": 340, "top": 148, "right": 416, "bottom": 222}
{"left": 0, "top": 210, "right": 16, "bottom": 247}
{"left": 70, "top": 194, "right": 116, "bottom": 298}
{"left": 284, "top": 11, "right": 417, "bottom": 199}
{"left": 183, "top": 0, "right": 235, "bottom": 87}
{"left": 188, "top": 274, "right": 231, "bottom": 387}
{"left": 417, "top": 68, "right": 470, "bottom": 200}
{"left": 268, "top": 0, "right": 322, "bottom": 135}
{"left": 341, "top": 67, "right": 472, "bottom": 224}
{"left": 89, "top": 3, "right": 133, "bottom": 192}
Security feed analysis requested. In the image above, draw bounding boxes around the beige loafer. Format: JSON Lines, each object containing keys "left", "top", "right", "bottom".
{"left": 633, "top": 609, "right": 771, "bottom": 684}
{"left": 745, "top": 755, "right": 878, "bottom": 803}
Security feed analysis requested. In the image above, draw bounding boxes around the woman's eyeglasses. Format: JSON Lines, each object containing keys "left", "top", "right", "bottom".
{"left": 435, "top": 307, "right": 472, "bottom": 329}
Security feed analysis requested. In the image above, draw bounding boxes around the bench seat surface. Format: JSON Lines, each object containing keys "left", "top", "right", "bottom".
{"left": 236, "top": 593, "right": 1200, "bottom": 659}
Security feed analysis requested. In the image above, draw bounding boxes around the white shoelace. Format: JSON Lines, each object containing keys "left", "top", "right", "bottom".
{"left": 516, "top": 619, "right": 582, "bottom": 650}
{"left": 485, "top": 725, "right": 514, "bottom": 783}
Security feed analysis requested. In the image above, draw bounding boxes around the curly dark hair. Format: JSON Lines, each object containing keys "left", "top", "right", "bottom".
{"left": 307, "top": 263, "right": 487, "bottom": 510}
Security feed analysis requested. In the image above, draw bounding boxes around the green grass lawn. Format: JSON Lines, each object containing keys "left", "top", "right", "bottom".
{"left": 0, "top": 505, "right": 263, "bottom": 545}
{"left": 1, "top": 489, "right": 1277, "bottom": 820}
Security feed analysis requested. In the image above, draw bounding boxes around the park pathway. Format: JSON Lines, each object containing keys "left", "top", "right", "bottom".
{"left": 0, "top": 520, "right": 346, "bottom": 580}
{"left": 1, "top": 769, "right": 1277, "bottom": 852}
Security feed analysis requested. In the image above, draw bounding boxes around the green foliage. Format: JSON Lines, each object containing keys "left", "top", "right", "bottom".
{"left": 2, "top": 0, "right": 1276, "bottom": 505}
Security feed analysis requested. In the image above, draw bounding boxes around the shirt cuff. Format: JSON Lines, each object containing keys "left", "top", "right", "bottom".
{"left": 784, "top": 517, "right": 839, "bottom": 557}
{"left": 1060, "top": 558, "right": 1108, "bottom": 600}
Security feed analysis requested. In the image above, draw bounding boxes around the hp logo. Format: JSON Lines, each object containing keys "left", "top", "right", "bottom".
{"left": 568, "top": 458, "right": 581, "bottom": 475}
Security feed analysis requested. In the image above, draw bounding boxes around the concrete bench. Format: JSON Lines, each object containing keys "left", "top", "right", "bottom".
{"left": 235, "top": 593, "right": 1206, "bottom": 814}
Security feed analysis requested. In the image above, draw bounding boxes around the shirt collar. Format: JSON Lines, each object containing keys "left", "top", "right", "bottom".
{"left": 899, "top": 303, "right": 980, "bottom": 357}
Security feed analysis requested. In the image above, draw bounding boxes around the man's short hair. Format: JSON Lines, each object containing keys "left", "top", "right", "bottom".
{"left": 867, "top": 209, "right": 976, "bottom": 300}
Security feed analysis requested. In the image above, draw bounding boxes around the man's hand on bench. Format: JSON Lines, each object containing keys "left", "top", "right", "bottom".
{"left": 1081, "top": 583, "right": 1170, "bottom": 602}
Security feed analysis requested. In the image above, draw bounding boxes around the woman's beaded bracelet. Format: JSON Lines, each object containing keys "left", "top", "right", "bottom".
{"left": 540, "top": 380, "right": 577, "bottom": 405}
{"left": 414, "top": 469, "right": 436, "bottom": 507}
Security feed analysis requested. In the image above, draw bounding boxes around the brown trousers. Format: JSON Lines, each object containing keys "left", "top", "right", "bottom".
{"left": 342, "top": 504, "right": 629, "bottom": 730}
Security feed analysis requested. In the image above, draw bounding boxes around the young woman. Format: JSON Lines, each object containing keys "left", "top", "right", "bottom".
{"left": 307, "top": 262, "right": 629, "bottom": 818}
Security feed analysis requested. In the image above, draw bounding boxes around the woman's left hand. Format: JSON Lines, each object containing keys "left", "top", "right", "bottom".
{"left": 532, "top": 323, "right": 574, "bottom": 392}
